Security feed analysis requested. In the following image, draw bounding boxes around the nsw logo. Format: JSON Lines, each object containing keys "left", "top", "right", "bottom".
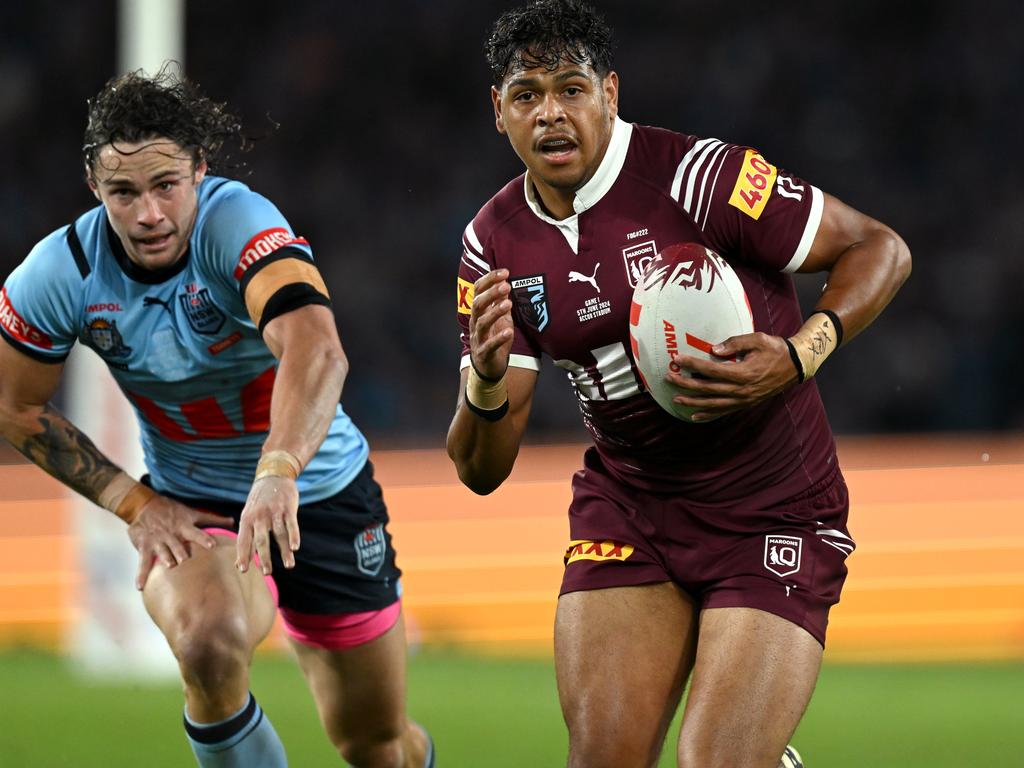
{"left": 179, "top": 284, "right": 225, "bottom": 335}
{"left": 511, "top": 274, "right": 549, "bottom": 332}
{"left": 764, "top": 535, "right": 802, "bottom": 578}
{"left": 354, "top": 523, "right": 387, "bottom": 576}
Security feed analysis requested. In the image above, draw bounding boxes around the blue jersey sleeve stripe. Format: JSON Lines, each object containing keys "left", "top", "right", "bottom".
{"left": 65, "top": 220, "right": 91, "bottom": 279}
{"left": 0, "top": 325, "right": 70, "bottom": 364}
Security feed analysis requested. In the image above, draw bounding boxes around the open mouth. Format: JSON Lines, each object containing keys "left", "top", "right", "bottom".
{"left": 538, "top": 136, "right": 578, "bottom": 160}
{"left": 136, "top": 233, "right": 172, "bottom": 251}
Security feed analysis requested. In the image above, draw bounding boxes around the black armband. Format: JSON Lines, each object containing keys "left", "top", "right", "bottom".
{"left": 814, "top": 309, "right": 844, "bottom": 347}
{"left": 469, "top": 354, "right": 504, "bottom": 383}
{"left": 464, "top": 388, "right": 510, "bottom": 421}
{"left": 258, "top": 284, "right": 332, "bottom": 334}
{"left": 784, "top": 338, "right": 805, "bottom": 384}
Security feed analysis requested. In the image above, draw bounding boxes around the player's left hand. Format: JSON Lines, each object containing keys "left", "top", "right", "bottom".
{"left": 235, "top": 475, "right": 300, "bottom": 575}
{"left": 667, "top": 332, "right": 800, "bottom": 420}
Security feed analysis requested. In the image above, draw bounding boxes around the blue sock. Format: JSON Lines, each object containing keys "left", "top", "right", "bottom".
{"left": 184, "top": 693, "right": 287, "bottom": 767}
{"left": 424, "top": 729, "right": 435, "bottom": 768}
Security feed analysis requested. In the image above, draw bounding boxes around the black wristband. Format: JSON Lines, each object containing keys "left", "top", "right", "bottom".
{"left": 469, "top": 355, "right": 504, "bottom": 383}
{"left": 784, "top": 338, "right": 805, "bottom": 384}
{"left": 814, "top": 309, "right": 844, "bottom": 347}
{"left": 464, "top": 388, "right": 510, "bottom": 421}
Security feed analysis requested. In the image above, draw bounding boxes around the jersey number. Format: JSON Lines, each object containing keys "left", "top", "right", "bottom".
{"left": 126, "top": 366, "right": 275, "bottom": 441}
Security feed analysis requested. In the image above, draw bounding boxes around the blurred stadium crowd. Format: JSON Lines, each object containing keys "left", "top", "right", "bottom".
{"left": 0, "top": 0, "right": 1019, "bottom": 445}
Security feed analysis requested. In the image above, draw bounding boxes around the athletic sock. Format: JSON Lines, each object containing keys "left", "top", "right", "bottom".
{"left": 184, "top": 692, "right": 287, "bottom": 767}
{"left": 780, "top": 744, "right": 804, "bottom": 768}
{"left": 423, "top": 729, "right": 435, "bottom": 768}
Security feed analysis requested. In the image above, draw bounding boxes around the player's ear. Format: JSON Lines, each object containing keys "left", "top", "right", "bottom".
{"left": 491, "top": 85, "right": 507, "bottom": 135}
{"left": 85, "top": 167, "right": 101, "bottom": 201}
{"left": 603, "top": 71, "right": 619, "bottom": 120}
{"left": 193, "top": 155, "right": 208, "bottom": 185}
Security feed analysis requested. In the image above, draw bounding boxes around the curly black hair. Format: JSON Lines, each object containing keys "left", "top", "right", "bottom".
{"left": 485, "top": 0, "right": 615, "bottom": 86}
{"left": 83, "top": 64, "right": 247, "bottom": 180}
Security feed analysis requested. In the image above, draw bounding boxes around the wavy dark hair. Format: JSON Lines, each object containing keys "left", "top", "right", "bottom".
{"left": 485, "top": 0, "right": 615, "bottom": 86}
{"left": 83, "top": 64, "right": 248, "bottom": 180}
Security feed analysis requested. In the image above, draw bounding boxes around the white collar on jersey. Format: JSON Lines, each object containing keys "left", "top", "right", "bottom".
{"left": 523, "top": 115, "right": 633, "bottom": 224}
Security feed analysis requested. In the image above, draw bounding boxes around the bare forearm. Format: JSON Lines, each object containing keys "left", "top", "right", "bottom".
{"left": 2, "top": 403, "right": 122, "bottom": 503}
{"left": 446, "top": 404, "right": 524, "bottom": 495}
{"left": 817, "top": 227, "right": 911, "bottom": 344}
{"left": 263, "top": 344, "right": 347, "bottom": 467}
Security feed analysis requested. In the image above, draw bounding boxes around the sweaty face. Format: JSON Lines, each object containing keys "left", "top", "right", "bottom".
{"left": 493, "top": 58, "right": 618, "bottom": 219}
{"left": 89, "top": 140, "right": 207, "bottom": 272}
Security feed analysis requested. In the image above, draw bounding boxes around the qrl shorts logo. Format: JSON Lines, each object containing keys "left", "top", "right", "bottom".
{"left": 355, "top": 523, "right": 386, "bottom": 576}
{"left": 764, "top": 535, "right": 802, "bottom": 578}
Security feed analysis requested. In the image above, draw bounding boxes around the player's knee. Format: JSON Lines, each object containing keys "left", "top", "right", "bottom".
{"left": 168, "top": 610, "right": 252, "bottom": 690}
{"left": 677, "top": 738, "right": 779, "bottom": 768}
{"left": 333, "top": 727, "right": 405, "bottom": 768}
{"left": 567, "top": 726, "right": 654, "bottom": 768}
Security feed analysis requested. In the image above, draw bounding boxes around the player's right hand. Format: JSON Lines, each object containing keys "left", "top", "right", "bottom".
{"left": 469, "top": 268, "right": 514, "bottom": 380}
{"left": 126, "top": 496, "right": 235, "bottom": 591}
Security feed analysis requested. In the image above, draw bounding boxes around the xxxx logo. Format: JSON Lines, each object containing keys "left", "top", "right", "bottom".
{"left": 457, "top": 277, "right": 474, "bottom": 314}
{"left": 564, "top": 540, "right": 635, "bottom": 565}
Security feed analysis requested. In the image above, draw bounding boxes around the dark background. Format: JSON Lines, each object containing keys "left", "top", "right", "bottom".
{"left": 1, "top": 0, "right": 1019, "bottom": 447}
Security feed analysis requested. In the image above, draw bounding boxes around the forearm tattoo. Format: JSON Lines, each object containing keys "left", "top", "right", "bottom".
{"left": 12, "top": 404, "right": 121, "bottom": 503}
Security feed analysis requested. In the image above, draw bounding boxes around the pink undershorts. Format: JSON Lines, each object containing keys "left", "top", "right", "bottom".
{"left": 207, "top": 527, "right": 401, "bottom": 650}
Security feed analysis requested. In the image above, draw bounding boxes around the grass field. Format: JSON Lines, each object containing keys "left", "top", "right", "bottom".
{"left": 0, "top": 649, "right": 1021, "bottom": 766}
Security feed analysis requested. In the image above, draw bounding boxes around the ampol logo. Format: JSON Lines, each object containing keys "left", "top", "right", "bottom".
{"left": 764, "top": 535, "right": 802, "bottom": 578}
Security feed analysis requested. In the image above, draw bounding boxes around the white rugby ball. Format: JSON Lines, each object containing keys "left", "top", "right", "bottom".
{"left": 628, "top": 242, "right": 754, "bottom": 422}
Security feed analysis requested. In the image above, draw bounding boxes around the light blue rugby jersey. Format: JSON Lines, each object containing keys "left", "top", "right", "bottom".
{"left": 0, "top": 176, "right": 368, "bottom": 503}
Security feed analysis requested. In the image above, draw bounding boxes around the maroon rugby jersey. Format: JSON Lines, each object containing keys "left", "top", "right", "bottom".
{"left": 457, "top": 118, "right": 838, "bottom": 505}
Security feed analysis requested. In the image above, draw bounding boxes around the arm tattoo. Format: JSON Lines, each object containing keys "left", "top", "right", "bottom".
{"left": 12, "top": 404, "right": 122, "bottom": 504}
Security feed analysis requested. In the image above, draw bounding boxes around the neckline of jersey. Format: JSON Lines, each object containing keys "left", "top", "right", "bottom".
{"left": 106, "top": 218, "right": 191, "bottom": 285}
{"left": 522, "top": 115, "right": 634, "bottom": 226}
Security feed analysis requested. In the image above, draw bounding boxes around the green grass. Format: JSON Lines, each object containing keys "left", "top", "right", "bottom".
{"left": 0, "top": 648, "right": 1021, "bottom": 766}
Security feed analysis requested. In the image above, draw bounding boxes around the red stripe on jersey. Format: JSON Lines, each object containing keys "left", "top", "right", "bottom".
{"left": 629, "top": 300, "right": 642, "bottom": 327}
{"left": 240, "top": 366, "right": 276, "bottom": 433}
{"left": 181, "top": 397, "right": 239, "bottom": 438}
{"left": 127, "top": 392, "right": 196, "bottom": 442}
{"left": 0, "top": 287, "right": 53, "bottom": 349}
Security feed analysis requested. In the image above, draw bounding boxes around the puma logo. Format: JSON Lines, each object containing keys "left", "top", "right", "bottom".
{"left": 568, "top": 262, "right": 601, "bottom": 293}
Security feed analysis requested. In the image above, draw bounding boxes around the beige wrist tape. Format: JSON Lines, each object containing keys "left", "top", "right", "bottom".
{"left": 98, "top": 471, "right": 156, "bottom": 524}
{"left": 255, "top": 449, "right": 303, "bottom": 481}
{"left": 787, "top": 312, "right": 841, "bottom": 380}
{"left": 466, "top": 367, "right": 509, "bottom": 411}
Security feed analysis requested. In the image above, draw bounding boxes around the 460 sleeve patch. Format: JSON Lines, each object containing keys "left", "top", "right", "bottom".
{"left": 728, "top": 149, "right": 777, "bottom": 220}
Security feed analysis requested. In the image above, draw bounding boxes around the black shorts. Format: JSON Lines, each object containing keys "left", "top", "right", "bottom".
{"left": 148, "top": 459, "right": 402, "bottom": 614}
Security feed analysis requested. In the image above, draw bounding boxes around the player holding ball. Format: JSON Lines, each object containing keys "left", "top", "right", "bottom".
{"left": 447, "top": 1, "right": 910, "bottom": 766}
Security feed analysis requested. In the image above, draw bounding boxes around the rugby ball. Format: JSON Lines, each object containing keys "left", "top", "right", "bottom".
{"left": 628, "top": 243, "right": 754, "bottom": 421}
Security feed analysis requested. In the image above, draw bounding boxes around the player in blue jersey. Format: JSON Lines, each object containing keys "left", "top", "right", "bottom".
{"left": 0, "top": 69, "right": 433, "bottom": 768}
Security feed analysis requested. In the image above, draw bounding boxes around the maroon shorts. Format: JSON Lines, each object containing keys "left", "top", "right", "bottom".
{"left": 560, "top": 448, "right": 854, "bottom": 646}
